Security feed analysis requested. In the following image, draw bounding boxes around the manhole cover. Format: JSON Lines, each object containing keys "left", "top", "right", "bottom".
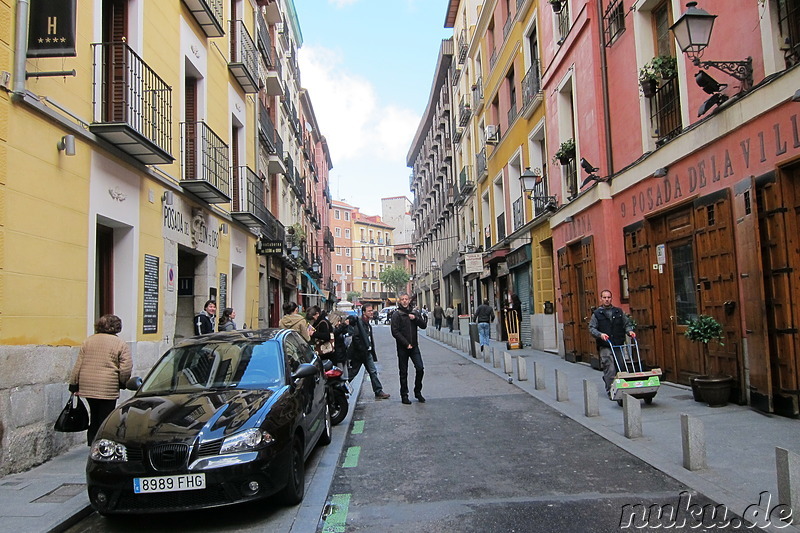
{"left": 33, "top": 483, "right": 85, "bottom": 503}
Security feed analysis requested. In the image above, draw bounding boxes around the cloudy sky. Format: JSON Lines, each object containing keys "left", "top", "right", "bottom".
{"left": 294, "top": 0, "right": 453, "bottom": 216}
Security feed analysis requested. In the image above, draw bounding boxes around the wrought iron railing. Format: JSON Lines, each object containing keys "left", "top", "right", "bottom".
{"left": 229, "top": 19, "right": 258, "bottom": 87}
{"left": 472, "top": 76, "right": 484, "bottom": 110}
{"left": 476, "top": 148, "right": 487, "bottom": 177}
{"left": 557, "top": 6, "right": 571, "bottom": 44}
{"left": 496, "top": 212, "right": 506, "bottom": 241}
{"left": 92, "top": 42, "right": 172, "bottom": 155}
{"left": 180, "top": 121, "right": 229, "bottom": 192}
{"left": 459, "top": 97, "right": 472, "bottom": 126}
{"left": 233, "top": 166, "right": 268, "bottom": 222}
{"left": 258, "top": 104, "right": 276, "bottom": 152}
{"left": 513, "top": 197, "right": 524, "bottom": 231}
{"left": 522, "top": 60, "right": 541, "bottom": 109}
{"left": 458, "top": 29, "right": 468, "bottom": 64}
{"left": 650, "top": 76, "right": 682, "bottom": 144}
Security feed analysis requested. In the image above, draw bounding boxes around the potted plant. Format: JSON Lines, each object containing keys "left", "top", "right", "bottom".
{"left": 638, "top": 55, "right": 678, "bottom": 98}
{"left": 684, "top": 314, "right": 733, "bottom": 407}
{"left": 553, "top": 138, "right": 576, "bottom": 165}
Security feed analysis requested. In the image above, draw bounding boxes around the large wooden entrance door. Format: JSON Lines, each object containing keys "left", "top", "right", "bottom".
{"left": 557, "top": 237, "right": 597, "bottom": 362}
{"left": 757, "top": 170, "right": 800, "bottom": 416}
{"left": 623, "top": 222, "right": 666, "bottom": 377}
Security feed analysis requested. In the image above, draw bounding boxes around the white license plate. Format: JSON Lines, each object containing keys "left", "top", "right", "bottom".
{"left": 133, "top": 473, "right": 206, "bottom": 494}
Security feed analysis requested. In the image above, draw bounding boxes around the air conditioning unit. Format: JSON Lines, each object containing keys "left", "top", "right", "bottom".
{"left": 485, "top": 125, "right": 499, "bottom": 145}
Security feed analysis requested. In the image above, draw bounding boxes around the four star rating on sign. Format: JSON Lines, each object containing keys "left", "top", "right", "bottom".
{"left": 38, "top": 37, "right": 68, "bottom": 43}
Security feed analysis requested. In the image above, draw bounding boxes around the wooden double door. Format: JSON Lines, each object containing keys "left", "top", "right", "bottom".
{"left": 558, "top": 237, "right": 598, "bottom": 364}
{"left": 623, "top": 190, "right": 743, "bottom": 401}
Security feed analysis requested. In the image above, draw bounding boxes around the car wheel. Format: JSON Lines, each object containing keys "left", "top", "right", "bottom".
{"left": 329, "top": 389, "right": 348, "bottom": 426}
{"left": 278, "top": 436, "right": 305, "bottom": 505}
{"left": 318, "top": 403, "right": 332, "bottom": 445}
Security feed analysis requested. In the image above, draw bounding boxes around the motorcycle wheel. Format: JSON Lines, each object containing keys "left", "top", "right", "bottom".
{"left": 329, "top": 389, "right": 349, "bottom": 426}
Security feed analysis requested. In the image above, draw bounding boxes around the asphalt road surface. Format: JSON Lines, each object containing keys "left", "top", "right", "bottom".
{"left": 317, "top": 327, "right": 760, "bottom": 533}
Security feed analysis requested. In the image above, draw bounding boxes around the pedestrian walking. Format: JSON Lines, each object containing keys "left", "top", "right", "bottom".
{"left": 194, "top": 299, "right": 216, "bottom": 335}
{"left": 347, "top": 304, "right": 391, "bottom": 400}
{"left": 279, "top": 301, "right": 312, "bottom": 342}
{"left": 390, "top": 292, "right": 428, "bottom": 404}
{"left": 433, "top": 302, "right": 444, "bottom": 331}
{"left": 218, "top": 307, "right": 237, "bottom": 331}
{"left": 473, "top": 299, "right": 495, "bottom": 351}
{"left": 588, "top": 289, "right": 636, "bottom": 398}
{"left": 308, "top": 306, "right": 335, "bottom": 358}
{"left": 445, "top": 304, "right": 455, "bottom": 332}
{"left": 68, "top": 314, "right": 133, "bottom": 446}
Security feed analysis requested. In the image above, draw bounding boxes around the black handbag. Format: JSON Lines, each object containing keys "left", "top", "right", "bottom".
{"left": 54, "top": 393, "right": 89, "bottom": 432}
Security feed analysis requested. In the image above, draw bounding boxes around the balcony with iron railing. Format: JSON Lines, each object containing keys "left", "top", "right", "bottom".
{"left": 90, "top": 42, "right": 173, "bottom": 165}
{"left": 521, "top": 59, "right": 542, "bottom": 118}
{"left": 458, "top": 29, "right": 468, "bottom": 64}
{"left": 458, "top": 165, "right": 475, "bottom": 198}
{"left": 268, "top": 133, "right": 285, "bottom": 174}
{"left": 263, "top": 45, "right": 283, "bottom": 95}
{"left": 258, "top": 104, "right": 276, "bottom": 153}
{"left": 458, "top": 96, "right": 472, "bottom": 127}
{"left": 503, "top": 13, "right": 515, "bottom": 40}
{"left": 180, "top": 121, "right": 230, "bottom": 203}
{"left": 228, "top": 20, "right": 258, "bottom": 93}
{"left": 182, "top": 0, "right": 224, "bottom": 37}
{"left": 507, "top": 101, "right": 518, "bottom": 127}
{"left": 512, "top": 197, "right": 525, "bottom": 232}
{"left": 496, "top": 212, "right": 506, "bottom": 242}
{"left": 260, "top": 207, "right": 285, "bottom": 243}
{"left": 476, "top": 148, "right": 487, "bottom": 179}
{"left": 650, "top": 76, "right": 682, "bottom": 145}
{"left": 472, "top": 76, "right": 484, "bottom": 112}
{"left": 556, "top": 6, "right": 571, "bottom": 45}
{"left": 231, "top": 166, "right": 268, "bottom": 228}
{"left": 484, "top": 225, "right": 492, "bottom": 251}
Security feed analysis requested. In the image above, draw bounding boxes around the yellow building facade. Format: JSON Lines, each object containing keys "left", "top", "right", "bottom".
{"left": 0, "top": 0, "right": 319, "bottom": 473}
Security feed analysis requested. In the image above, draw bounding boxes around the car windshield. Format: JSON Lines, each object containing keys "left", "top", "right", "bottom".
{"left": 139, "top": 340, "right": 285, "bottom": 394}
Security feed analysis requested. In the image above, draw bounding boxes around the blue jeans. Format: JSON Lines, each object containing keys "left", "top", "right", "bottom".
{"left": 397, "top": 345, "right": 424, "bottom": 397}
{"left": 478, "top": 322, "right": 491, "bottom": 346}
{"left": 350, "top": 354, "right": 385, "bottom": 396}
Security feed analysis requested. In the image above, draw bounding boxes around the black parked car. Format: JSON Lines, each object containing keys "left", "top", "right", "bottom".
{"left": 86, "top": 329, "right": 331, "bottom": 515}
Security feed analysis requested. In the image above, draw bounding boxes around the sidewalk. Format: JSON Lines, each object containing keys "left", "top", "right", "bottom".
{"left": 422, "top": 326, "right": 800, "bottom": 532}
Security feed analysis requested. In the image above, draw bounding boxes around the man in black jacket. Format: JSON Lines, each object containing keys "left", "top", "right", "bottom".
{"left": 588, "top": 289, "right": 636, "bottom": 397}
{"left": 390, "top": 293, "right": 428, "bottom": 404}
{"left": 347, "top": 304, "right": 390, "bottom": 400}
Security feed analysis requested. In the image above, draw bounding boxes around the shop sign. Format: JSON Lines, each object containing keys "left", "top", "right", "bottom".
{"left": 256, "top": 239, "right": 283, "bottom": 255}
{"left": 464, "top": 253, "right": 483, "bottom": 274}
{"left": 619, "top": 114, "right": 800, "bottom": 220}
{"left": 28, "top": 0, "right": 77, "bottom": 57}
{"left": 507, "top": 245, "right": 531, "bottom": 269}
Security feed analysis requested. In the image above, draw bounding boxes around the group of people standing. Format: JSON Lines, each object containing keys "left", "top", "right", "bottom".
{"left": 431, "top": 302, "right": 456, "bottom": 332}
{"left": 193, "top": 299, "right": 237, "bottom": 335}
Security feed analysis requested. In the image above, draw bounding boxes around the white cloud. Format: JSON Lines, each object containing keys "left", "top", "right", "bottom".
{"left": 299, "top": 45, "right": 420, "bottom": 214}
{"left": 327, "top": 0, "right": 359, "bottom": 8}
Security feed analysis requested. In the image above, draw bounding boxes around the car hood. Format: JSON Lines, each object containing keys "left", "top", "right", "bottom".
{"left": 99, "top": 388, "right": 280, "bottom": 445}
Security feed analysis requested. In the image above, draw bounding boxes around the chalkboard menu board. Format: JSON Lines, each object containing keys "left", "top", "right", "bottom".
{"left": 219, "top": 273, "right": 227, "bottom": 312}
{"left": 143, "top": 254, "right": 159, "bottom": 334}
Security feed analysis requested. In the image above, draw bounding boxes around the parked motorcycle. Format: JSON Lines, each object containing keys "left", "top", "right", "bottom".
{"left": 323, "top": 359, "right": 351, "bottom": 425}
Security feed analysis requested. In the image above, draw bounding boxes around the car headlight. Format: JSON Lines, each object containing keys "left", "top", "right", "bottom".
{"left": 220, "top": 429, "right": 274, "bottom": 454}
{"left": 91, "top": 439, "right": 128, "bottom": 462}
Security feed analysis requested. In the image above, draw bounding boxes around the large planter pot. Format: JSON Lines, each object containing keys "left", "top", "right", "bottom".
{"left": 689, "top": 375, "right": 706, "bottom": 402}
{"left": 693, "top": 375, "right": 734, "bottom": 407}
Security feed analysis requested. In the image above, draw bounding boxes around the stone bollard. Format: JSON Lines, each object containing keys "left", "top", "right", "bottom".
{"left": 492, "top": 348, "right": 501, "bottom": 368}
{"left": 623, "top": 394, "right": 643, "bottom": 438}
{"left": 680, "top": 413, "right": 706, "bottom": 471}
{"left": 583, "top": 380, "right": 600, "bottom": 417}
{"left": 503, "top": 352, "right": 513, "bottom": 375}
{"left": 555, "top": 369, "right": 568, "bottom": 401}
{"left": 516, "top": 356, "right": 528, "bottom": 381}
{"left": 534, "top": 361, "right": 546, "bottom": 390}
{"left": 483, "top": 344, "right": 491, "bottom": 363}
{"left": 776, "top": 447, "right": 800, "bottom": 514}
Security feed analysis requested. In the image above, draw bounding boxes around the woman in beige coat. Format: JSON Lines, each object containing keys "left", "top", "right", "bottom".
{"left": 69, "top": 314, "right": 132, "bottom": 446}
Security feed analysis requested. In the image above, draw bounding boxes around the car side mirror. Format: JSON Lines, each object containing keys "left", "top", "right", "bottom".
{"left": 291, "top": 363, "right": 318, "bottom": 382}
{"left": 125, "top": 376, "right": 143, "bottom": 391}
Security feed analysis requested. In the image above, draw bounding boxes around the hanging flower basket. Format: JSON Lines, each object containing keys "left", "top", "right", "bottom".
{"left": 640, "top": 78, "right": 657, "bottom": 98}
{"left": 553, "top": 138, "right": 576, "bottom": 165}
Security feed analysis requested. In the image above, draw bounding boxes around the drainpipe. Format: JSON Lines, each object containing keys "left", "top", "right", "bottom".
{"left": 596, "top": 0, "right": 614, "bottom": 175}
{"left": 13, "top": 0, "right": 30, "bottom": 96}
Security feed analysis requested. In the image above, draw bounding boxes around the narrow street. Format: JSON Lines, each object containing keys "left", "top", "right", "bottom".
{"left": 319, "top": 327, "right": 756, "bottom": 532}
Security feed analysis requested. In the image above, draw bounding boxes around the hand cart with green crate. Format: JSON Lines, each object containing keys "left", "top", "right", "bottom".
{"left": 608, "top": 337, "right": 662, "bottom": 406}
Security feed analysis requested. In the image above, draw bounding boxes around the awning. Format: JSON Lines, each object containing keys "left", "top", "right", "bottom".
{"left": 301, "top": 271, "right": 326, "bottom": 299}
